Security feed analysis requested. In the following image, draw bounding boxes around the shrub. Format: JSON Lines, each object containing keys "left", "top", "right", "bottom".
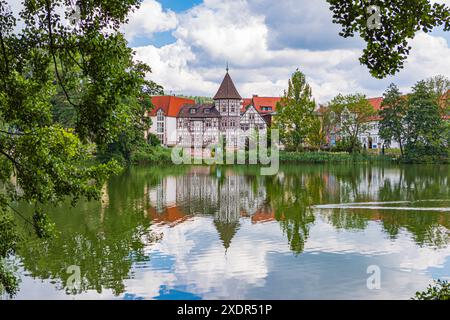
{"left": 130, "top": 145, "right": 172, "bottom": 165}
{"left": 414, "top": 280, "right": 449, "bottom": 300}
{"left": 147, "top": 133, "right": 161, "bottom": 147}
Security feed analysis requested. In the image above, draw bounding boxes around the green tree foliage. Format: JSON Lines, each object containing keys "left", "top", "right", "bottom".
{"left": 97, "top": 88, "right": 164, "bottom": 165}
{"left": 329, "top": 93, "right": 376, "bottom": 153}
{"left": 179, "top": 95, "right": 213, "bottom": 104}
{"left": 327, "top": 0, "right": 450, "bottom": 78}
{"left": 379, "top": 84, "right": 407, "bottom": 156}
{"left": 0, "top": 0, "right": 158, "bottom": 295}
{"left": 414, "top": 280, "right": 449, "bottom": 300}
{"left": 307, "top": 107, "right": 332, "bottom": 151}
{"left": 275, "top": 69, "right": 317, "bottom": 151}
{"left": 426, "top": 75, "right": 450, "bottom": 110}
{"left": 404, "top": 80, "right": 447, "bottom": 160}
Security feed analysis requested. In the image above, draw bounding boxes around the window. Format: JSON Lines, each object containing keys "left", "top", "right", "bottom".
{"left": 231, "top": 106, "right": 235, "bottom": 113}
{"left": 156, "top": 109, "right": 165, "bottom": 143}
{"left": 157, "top": 109, "right": 164, "bottom": 121}
{"left": 221, "top": 106, "right": 226, "bottom": 113}
{"left": 204, "top": 108, "right": 210, "bottom": 114}
{"left": 262, "top": 106, "right": 272, "bottom": 112}
{"left": 190, "top": 108, "right": 197, "bottom": 114}
{"left": 249, "top": 114, "right": 255, "bottom": 121}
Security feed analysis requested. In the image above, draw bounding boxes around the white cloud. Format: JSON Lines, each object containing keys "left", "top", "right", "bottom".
{"left": 134, "top": 40, "right": 218, "bottom": 96}
{"left": 173, "top": 0, "right": 269, "bottom": 65}
{"left": 122, "top": 0, "right": 178, "bottom": 41}
{"left": 133, "top": 0, "right": 450, "bottom": 103}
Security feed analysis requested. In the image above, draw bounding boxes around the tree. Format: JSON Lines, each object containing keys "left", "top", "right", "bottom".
{"left": 329, "top": 93, "right": 376, "bottom": 153}
{"left": 425, "top": 75, "right": 450, "bottom": 110}
{"left": 379, "top": 84, "right": 407, "bottom": 156}
{"left": 327, "top": 1, "right": 450, "bottom": 78}
{"left": 0, "top": 0, "right": 157, "bottom": 296}
{"left": 404, "top": 80, "right": 447, "bottom": 160}
{"left": 307, "top": 107, "right": 332, "bottom": 151}
{"left": 414, "top": 280, "right": 449, "bottom": 300}
{"left": 275, "top": 69, "right": 317, "bottom": 151}
{"left": 97, "top": 85, "right": 164, "bottom": 164}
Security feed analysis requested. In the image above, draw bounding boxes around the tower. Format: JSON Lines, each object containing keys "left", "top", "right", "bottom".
{"left": 213, "top": 67, "right": 242, "bottom": 148}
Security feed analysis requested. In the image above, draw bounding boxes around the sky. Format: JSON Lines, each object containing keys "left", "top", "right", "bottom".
{"left": 5, "top": 0, "right": 450, "bottom": 103}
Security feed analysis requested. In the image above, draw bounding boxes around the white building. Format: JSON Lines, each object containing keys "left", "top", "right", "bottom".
{"left": 148, "top": 70, "right": 280, "bottom": 148}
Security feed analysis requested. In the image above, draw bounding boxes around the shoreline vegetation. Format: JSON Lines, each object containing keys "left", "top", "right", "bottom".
{"left": 123, "top": 147, "right": 450, "bottom": 166}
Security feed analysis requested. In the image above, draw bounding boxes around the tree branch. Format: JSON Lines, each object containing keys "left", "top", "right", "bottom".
{"left": 45, "top": 0, "right": 79, "bottom": 109}
{"left": 0, "top": 28, "right": 9, "bottom": 89}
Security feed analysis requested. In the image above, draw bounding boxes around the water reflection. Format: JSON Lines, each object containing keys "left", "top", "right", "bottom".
{"left": 11, "top": 164, "right": 450, "bottom": 299}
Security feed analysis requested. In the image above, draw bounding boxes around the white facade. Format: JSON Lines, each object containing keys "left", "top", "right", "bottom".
{"left": 150, "top": 111, "right": 178, "bottom": 147}
{"left": 240, "top": 105, "right": 268, "bottom": 133}
{"left": 358, "top": 121, "right": 401, "bottom": 150}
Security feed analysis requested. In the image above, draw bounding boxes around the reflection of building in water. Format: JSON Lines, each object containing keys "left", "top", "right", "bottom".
{"left": 149, "top": 176, "right": 178, "bottom": 213}
{"left": 147, "top": 167, "right": 271, "bottom": 247}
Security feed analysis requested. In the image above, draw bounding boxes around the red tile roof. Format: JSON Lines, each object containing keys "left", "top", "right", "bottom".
{"left": 367, "top": 97, "right": 384, "bottom": 121}
{"left": 147, "top": 206, "right": 190, "bottom": 227}
{"left": 149, "top": 96, "right": 195, "bottom": 117}
{"left": 367, "top": 97, "right": 383, "bottom": 111}
{"left": 253, "top": 96, "right": 281, "bottom": 114}
{"left": 241, "top": 96, "right": 282, "bottom": 113}
{"left": 242, "top": 98, "right": 253, "bottom": 109}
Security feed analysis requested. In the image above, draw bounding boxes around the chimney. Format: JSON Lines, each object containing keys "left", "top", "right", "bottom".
{"left": 253, "top": 94, "right": 258, "bottom": 98}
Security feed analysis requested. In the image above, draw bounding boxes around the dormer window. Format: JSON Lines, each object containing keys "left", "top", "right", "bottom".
{"left": 190, "top": 108, "right": 197, "bottom": 114}
{"left": 204, "top": 108, "right": 210, "bottom": 114}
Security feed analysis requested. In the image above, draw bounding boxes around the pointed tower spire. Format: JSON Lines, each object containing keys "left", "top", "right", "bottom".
{"left": 226, "top": 62, "right": 229, "bottom": 73}
{"left": 213, "top": 69, "right": 242, "bottom": 100}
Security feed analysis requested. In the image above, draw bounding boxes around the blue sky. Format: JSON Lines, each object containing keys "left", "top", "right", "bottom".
{"left": 158, "top": 0, "right": 202, "bottom": 12}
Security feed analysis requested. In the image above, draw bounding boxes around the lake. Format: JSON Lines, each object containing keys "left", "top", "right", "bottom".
{"left": 9, "top": 164, "right": 450, "bottom": 300}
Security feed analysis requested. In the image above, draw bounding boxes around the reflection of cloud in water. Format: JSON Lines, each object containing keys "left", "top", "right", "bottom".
{"left": 118, "top": 215, "right": 450, "bottom": 300}
{"left": 12, "top": 165, "right": 450, "bottom": 299}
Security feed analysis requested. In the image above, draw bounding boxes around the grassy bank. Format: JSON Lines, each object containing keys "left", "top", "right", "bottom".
{"left": 125, "top": 148, "right": 450, "bottom": 166}
{"left": 129, "top": 149, "right": 397, "bottom": 165}
{"left": 130, "top": 146, "right": 172, "bottom": 165}
{"left": 279, "top": 151, "right": 397, "bottom": 163}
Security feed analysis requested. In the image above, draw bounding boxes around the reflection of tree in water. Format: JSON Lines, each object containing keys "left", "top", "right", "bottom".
{"left": 15, "top": 167, "right": 175, "bottom": 296}
{"left": 325, "top": 209, "right": 370, "bottom": 231}
{"left": 13, "top": 164, "right": 450, "bottom": 297}
{"left": 265, "top": 173, "right": 319, "bottom": 254}
{"left": 377, "top": 165, "right": 450, "bottom": 247}
{"left": 380, "top": 211, "right": 449, "bottom": 248}
{"left": 214, "top": 221, "right": 240, "bottom": 250}
{"left": 322, "top": 165, "right": 450, "bottom": 248}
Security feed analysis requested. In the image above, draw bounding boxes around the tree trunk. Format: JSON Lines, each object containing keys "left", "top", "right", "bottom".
{"left": 399, "top": 140, "right": 404, "bottom": 157}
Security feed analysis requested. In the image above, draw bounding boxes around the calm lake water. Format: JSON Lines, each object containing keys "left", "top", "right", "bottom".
{"left": 9, "top": 164, "right": 450, "bottom": 300}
